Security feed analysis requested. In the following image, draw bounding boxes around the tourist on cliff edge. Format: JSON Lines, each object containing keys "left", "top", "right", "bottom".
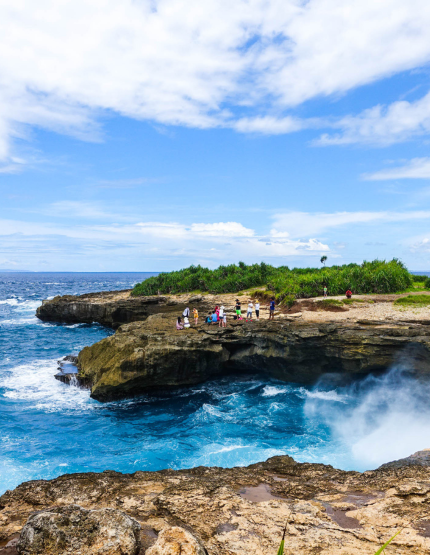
{"left": 269, "top": 297, "right": 275, "bottom": 320}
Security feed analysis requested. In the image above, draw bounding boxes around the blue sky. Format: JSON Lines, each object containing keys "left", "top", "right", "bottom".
{"left": 2, "top": 1, "right": 430, "bottom": 271}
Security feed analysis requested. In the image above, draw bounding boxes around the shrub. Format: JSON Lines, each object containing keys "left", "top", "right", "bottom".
{"left": 411, "top": 274, "right": 428, "bottom": 282}
{"left": 425, "top": 277, "right": 430, "bottom": 290}
{"left": 132, "top": 259, "right": 412, "bottom": 303}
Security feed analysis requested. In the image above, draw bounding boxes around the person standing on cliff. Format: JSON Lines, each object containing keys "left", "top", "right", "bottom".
{"left": 247, "top": 300, "right": 253, "bottom": 320}
{"left": 183, "top": 306, "right": 190, "bottom": 318}
{"left": 218, "top": 305, "right": 225, "bottom": 327}
{"left": 193, "top": 307, "right": 198, "bottom": 325}
{"left": 235, "top": 299, "right": 241, "bottom": 318}
{"left": 255, "top": 299, "right": 260, "bottom": 320}
{"left": 269, "top": 297, "right": 275, "bottom": 320}
{"left": 323, "top": 285, "right": 328, "bottom": 298}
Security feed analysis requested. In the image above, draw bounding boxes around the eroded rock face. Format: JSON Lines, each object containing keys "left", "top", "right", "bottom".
{"left": 16, "top": 505, "right": 140, "bottom": 555}
{"left": 76, "top": 312, "right": 430, "bottom": 401}
{"left": 36, "top": 291, "right": 210, "bottom": 329}
{"left": 1, "top": 454, "right": 429, "bottom": 555}
{"left": 146, "top": 527, "right": 206, "bottom": 555}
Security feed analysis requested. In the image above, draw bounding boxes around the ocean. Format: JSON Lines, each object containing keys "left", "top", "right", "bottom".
{"left": 1, "top": 272, "right": 429, "bottom": 495}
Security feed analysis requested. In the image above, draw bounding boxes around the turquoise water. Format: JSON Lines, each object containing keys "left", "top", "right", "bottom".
{"left": 1, "top": 273, "right": 429, "bottom": 495}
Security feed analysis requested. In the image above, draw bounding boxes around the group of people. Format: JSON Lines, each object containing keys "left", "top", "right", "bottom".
{"left": 175, "top": 297, "right": 276, "bottom": 330}
{"left": 205, "top": 305, "right": 227, "bottom": 327}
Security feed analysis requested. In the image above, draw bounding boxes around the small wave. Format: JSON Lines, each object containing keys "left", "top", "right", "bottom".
{"left": 305, "top": 389, "right": 348, "bottom": 403}
{"left": 0, "top": 298, "right": 20, "bottom": 306}
{"left": 0, "top": 359, "right": 93, "bottom": 412}
{"left": 0, "top": 317, "right": 39, "bottom": 326}
{"left": 261, "top": 385, "right": 290, "bottom": 397}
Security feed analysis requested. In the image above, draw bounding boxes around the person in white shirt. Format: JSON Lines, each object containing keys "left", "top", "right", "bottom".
{"left": 218, "top": 305, "right": 225, "bottom": 327}
{"left": 183, "top": 316, "right": 190, "bottom": 328}
{"left": 183, "top": 307, "right": 190, "bottom": 318}
{"left": 247, "top": 300, "right": 253, "bottom": 319}
{"left": 255, "top": 300, "right": 260, "bottom": 320}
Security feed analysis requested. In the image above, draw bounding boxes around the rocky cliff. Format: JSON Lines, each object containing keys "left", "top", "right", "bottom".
{"left": 77, "top": 313, "right": 430, "bottom": 401}
{"left": 36, "top": 290, "right": 211, "bottom": 328}
{"left": 1, "top": 452, "right": 429, "bottom": 554}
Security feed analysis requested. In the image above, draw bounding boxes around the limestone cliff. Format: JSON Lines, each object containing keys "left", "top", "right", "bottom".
{"left": 77, "top": 313, "right": 430, "bottom": 401}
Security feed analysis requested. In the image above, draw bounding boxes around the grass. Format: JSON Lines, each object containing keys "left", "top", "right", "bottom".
{"left": 276, "top": 526, "right": 401, "bottom": 554}
{"left": 321, "top": 299, "right": 344, "bottom": 306}
{"left": 394, "top": 294, "right": 430, "bottom": 307}
{"left": 132, "top": 259, "right": 412, "bottom": 305}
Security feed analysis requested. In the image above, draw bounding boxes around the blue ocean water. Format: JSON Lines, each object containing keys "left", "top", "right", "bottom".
{"left": 1, "top": 272, "right": 429, "bottom": 495}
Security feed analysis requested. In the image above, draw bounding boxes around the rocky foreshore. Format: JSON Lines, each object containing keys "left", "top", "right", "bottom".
{"left": 37, "top": 289, "right": 430, "bottom": 401}
{"left": 1, "top": 451, "right": 429, "bottom": 554}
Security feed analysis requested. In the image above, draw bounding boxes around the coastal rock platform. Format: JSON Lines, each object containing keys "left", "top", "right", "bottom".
{"left": 36, "top": 289, "right": 430, "bottom": 402}
{"left": 1, "top": 452, "right": 429, "bottom": 554}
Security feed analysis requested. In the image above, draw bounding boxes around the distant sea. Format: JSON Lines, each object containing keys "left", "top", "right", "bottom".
{"left": 1, "top": 272, "right": 430, "bottom": 495}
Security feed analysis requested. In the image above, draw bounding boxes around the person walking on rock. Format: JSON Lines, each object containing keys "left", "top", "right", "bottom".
{"left": 255, "top": 300, "right": 260, "bottom": 320}
{"left": 193, "top": 308, "right": 198, "bottom": 325}
{"left": 269, "top": 297, "right": 275, "bottom": 320}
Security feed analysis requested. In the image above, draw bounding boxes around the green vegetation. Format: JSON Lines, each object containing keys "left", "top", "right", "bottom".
{"left": 394, "top": 294, "right": 430, "bottom": 307}
{"left": 132, "top": 259, "right": 412, "bottom": 305}
{"left": 320, "top": 299, "right": 343, "bottom": 306}
{"left": 425, "top": 277, "right": 430, "bottom": 289}
{"left": 373, "top": 530, "right": 401, "bottom": 554}
{"left": 342, "top": 298, "right": 369, "bottom": 304}
{"left": 411, "top": 274, "right": 428, "bottom": 282}
{"left": 276, "top": 526, "right": 286, "bottom": 555}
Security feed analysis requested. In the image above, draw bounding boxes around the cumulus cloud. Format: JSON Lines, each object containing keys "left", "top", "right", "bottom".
{"left": 272, "top": 210, "right": 430, "bottom": 238}
{"left": 363, "top": 158, "right": 430, "bottom": 180}
{"left": 0, "top": 216, "right": 328, "bottom": 269}
{"left": 316, "top": 90, "right": 430, "bottom": 146}
{"left": 1, "top": 0, "right": 430, "bottom": 161}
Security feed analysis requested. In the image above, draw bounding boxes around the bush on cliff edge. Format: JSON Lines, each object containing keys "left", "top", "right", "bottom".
{"left": 132, "top": 259, "right": 412, "bottom": 303}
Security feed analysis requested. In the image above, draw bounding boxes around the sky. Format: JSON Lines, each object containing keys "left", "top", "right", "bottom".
{"left": 1, "top": 1, "right": 430, "bottom": 271}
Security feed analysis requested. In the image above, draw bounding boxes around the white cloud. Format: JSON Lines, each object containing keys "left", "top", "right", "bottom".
{"left": 272, "top": 210, "right": 430, "bottom": 237}
{"left": 316, "top": 90, "right": 430, "bottom": 146}
{"left": 190, "top": 222, "right": 254, "bottom": 237}
{"left": 363, "top": 158, "right": 430, "bottom": 180}
{"left": 0, "top": 217, "right": 328, "bottom": 268}
{"left": 2, "top": 0, "right": 430, "bottom": 160}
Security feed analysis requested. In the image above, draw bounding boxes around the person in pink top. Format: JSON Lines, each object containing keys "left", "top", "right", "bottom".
{"left": 176, "top": 316, "right": 184, "bottom": 330}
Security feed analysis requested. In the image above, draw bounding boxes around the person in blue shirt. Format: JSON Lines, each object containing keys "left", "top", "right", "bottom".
{"left": 269, "top": 297, "right": 275, "bottom": 320}
{"left": 211, "top": 311, "right": 218, "bottom": 323}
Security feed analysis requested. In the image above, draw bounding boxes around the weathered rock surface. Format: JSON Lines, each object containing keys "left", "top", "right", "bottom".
{"left": 77, "top": 312, "right": 430, "bottom": 401}
{"left": 36, "top": 290, "right": 210, "bottom": 329}
{"left": 1, "top": 453, "right": 429, "bottom": 554}
{"left": 16, "top": 505, "right": 140, "bottom": 555}
{"left": 146, "top": 527, "right": 206, "bottom": 555}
